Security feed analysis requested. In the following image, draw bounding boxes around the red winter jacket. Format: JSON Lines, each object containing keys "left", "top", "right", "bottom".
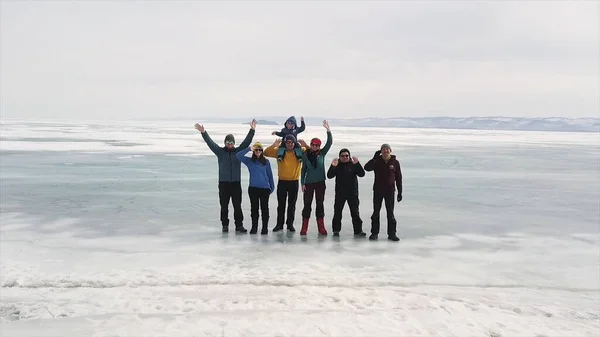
{"left": 364, "top": 154, "right": 402, "bottom": 194}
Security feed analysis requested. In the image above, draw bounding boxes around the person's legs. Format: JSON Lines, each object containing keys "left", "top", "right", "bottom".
{"left": 218, "top": 182, "right": 232, "bottom": 232}
{"left": 294, "top": 145, "right": 303, "bottom": 161}
{"left": 348, "top": 194, "right": 365, "bottom": 236}
{"left": 274, "top": 180, "right": 287, "bottom": 231}
{"left": 331, "top": 193, "right": 346, "bottom": 234}
{"left": 370, "top": 191, "right": 384, "bottom": 240}
{"left": 301, "top": 183, "right": 315, "bottom": 220}
{"left": 314, "top": 181, "right": 327, "bottom": 235}
{"left": 384, "top": 191, "right": 399, "bottom": 241}
{"left": 285, "top": 180, "right": 299, "bottom": 231}
{"left": 277, "top": 144, "right": 285, "bottom": 161}
{"left": 231, "top": 182, "right": 246, "bottom": 233}
{"left": 248, "top": 187, "right": 259, "bottom": 234}
{"left": 259, "top": 188, "right": 270, "bottom": 235}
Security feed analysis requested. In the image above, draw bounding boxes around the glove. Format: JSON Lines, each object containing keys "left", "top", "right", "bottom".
{"left": 397, "top": 193, "right": 402, "bottom": 202}
{"left": 374, "top": 150, "right": 381, "bottom": 158}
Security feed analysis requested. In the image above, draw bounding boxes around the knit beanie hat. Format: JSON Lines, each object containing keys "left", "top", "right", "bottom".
{"left": 252, "top": 142, "right": 263, "bottom": 150}
{"left": 339, "top": 148, "right": 350, "bottom": 156}
{"left": 310, "top": 138, "right": 322, "bottom": 146}
{"left": 380, "top": 143, "right": 391, "bottom": 151}
{"left": 284, "top": 134, "right": 296, "bottom": 142}
{"left": 224, "top": 134, "right": 235, "bottom": 144}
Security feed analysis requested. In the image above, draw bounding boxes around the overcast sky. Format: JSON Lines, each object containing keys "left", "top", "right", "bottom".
{"left": 1, "top": 1, "right": 598, "bottom": 120}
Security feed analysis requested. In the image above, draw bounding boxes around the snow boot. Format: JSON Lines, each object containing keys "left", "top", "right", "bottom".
{"left": 300, "top": 218, "right": 309, "bottom": 235}
{"left": 249, "top": 224, "right": 258, "bottom": 234}
{"left": 261, "top": 225, "right": 268, "bottom": 235}
{"left": 235, "top": 225, "right": 248, "bottom": 234}
{"left": 317, "top": 218, "right": 327, "bottom": 235}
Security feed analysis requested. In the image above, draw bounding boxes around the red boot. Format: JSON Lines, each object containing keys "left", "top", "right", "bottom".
{"left": 300, "top": 218, "right": 309, "bottom": 235}
{"left": 317, "top": 218, "right": 327, "bottom": 235}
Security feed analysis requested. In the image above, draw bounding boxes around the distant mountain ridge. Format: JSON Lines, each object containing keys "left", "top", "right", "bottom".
{"left": 200, "top": 116, "right": 599, "bottom": 133}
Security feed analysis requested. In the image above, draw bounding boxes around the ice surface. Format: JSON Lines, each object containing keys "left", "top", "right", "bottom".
{"left": 1, "top": 120, "right": 599, "bottom": 336}
{"left": 1, "top": 216, "right": 599, "bottom": 337}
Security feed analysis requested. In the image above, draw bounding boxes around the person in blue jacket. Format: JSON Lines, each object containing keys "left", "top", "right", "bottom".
{"left": 194, "top": 119, "right": 256, "bottom": 233}
{"left": 236, "top": 142, "right": 275, "bottom": 235}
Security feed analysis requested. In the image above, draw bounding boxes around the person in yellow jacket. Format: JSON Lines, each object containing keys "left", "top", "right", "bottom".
{"left": 263, "top": 134, "right": 308, "bottom": 232}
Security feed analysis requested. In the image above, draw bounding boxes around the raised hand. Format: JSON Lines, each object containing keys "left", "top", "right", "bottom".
{"left": 331, "top": 158, "right": 339, "bottom": 166}
{"left": 352, "top": 156, "right": 359, "bottom": 164}
{"left": 271, "top": 131, "right": 277, "bottom": 135}
{"left": 250, "top": 119, "right": 257, "bottom": 130}
{"left": 273, "top": 139, "right": 282, "bottom": 147}
{"left": 194, "top": 123, "right": 205, "bottom": 133}
{"left": 298, "top": 139, "right": 307, "bottom": 148}
{"left": 301, "top": 116, "right": 304, "bottom": 122}
{"left": 322, "top": 120, "right": 330, "bottom": 131}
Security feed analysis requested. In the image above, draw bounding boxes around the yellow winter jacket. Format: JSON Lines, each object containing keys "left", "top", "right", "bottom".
{"left": 264, "top": 145, "right": 306, "bottom": 181}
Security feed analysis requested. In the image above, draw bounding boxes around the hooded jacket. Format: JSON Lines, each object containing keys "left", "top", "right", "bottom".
{"left": 200, "top": 129, "right": 255, "bottom": 182}
{"left": 364, "top": 154, "right": 402, "bottom": 194}
{"left": 274, "top": 116, "right": 306, "bottom": 139}
{"left": 326, "top": 148, "right": 365, "bottom": 195}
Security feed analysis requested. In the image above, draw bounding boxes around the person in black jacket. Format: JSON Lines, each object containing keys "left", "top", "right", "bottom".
{"left": 326, "top": 148, "right": 367, "bottom": 237}
{"left": 364, "top": 143, "right": 402, "bottom": 241}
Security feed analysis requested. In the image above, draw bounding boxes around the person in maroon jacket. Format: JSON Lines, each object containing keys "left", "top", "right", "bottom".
{"left": 363, "top": 143, "right": 402, "bottom": 241}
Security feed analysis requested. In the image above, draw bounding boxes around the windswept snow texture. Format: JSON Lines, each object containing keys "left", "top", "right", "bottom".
{"left": 1, "top": 120, "right": 599, "bottom": 337}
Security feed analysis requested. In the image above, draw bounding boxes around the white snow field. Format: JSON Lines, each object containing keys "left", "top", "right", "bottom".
{"left": 0, "top": 120, "right": 599, "bottom": 336}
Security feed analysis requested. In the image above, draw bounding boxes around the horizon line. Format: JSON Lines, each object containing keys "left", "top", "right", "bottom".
{"left": 1, "top": 115, "right": 599, "bottom": 122}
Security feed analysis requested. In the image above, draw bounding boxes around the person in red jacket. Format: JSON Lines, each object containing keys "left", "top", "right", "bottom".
{"left": 363, "top": 143, "right": 402, "bottom": 241}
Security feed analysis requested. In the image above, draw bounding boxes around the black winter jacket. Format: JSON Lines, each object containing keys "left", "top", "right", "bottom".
{"left": 326, "top": 161, "right": 365, "bottom": 195}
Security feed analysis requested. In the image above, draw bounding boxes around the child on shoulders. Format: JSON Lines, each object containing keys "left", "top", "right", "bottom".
{"left": 271, "top": 116, "right": 305, "bottom": 162}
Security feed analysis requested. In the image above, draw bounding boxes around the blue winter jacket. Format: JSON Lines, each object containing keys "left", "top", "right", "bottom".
{"left": 236, "top": 149, "right": 275, "bottom": 194}
{"left": 201, "top": 129, "right": 255, "bottom": 182}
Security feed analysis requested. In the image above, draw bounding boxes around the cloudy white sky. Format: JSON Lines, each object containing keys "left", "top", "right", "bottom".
{"left": 1, "top": 1, "right": 598, "bottom": 120}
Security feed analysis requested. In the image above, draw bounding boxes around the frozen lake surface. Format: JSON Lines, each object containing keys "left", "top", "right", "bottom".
{"left": 1, "top": 119, "right": 598, "bottom": 336}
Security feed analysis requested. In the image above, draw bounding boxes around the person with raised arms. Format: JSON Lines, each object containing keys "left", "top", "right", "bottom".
{"left": 299, "top": 120, "right": 332, "bottom": 236}
{"left": 326, "top": 148, "right": 367, "bottom": 237}
{"left": 236, "top": 142, "right": 275, "bottom": 235}
{"left": 263, "top": 134, "right": 308, "bottom": 233}
{"left": 364, "top": 143, "right": 402, "bottom": 241}
{"left": 194, "top": 119, "right": 257, "bottom": 233}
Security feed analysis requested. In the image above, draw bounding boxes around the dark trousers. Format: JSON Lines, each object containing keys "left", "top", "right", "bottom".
{"left": 370, "top": 190, "right": 396, "bottom": 236}
{"left": 332, "top": 193, "right": 363, "bottom": 233}
{"left": 248, "top": 187, "right": 270, "bottom": 227}
{"left": 302, "top": 181, "right": 326, "bottom": 219}
{"left": 276, "top": 180, "right": 299, "bottom": 226}
{"left": 219, "top": 181, "right": 243, "bottom": 228}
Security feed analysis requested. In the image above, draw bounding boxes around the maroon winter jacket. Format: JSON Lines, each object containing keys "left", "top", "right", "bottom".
{"left": 364, "top": 154, "right": 402, "bottom": 194}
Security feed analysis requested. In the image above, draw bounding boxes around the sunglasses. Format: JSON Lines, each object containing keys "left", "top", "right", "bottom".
{"left": 285, "top": 141, "right": 294, "bottom": 144}
{"left": 253, "top": 148, "right": 263, "bottom": 152}
{"left": 310, "top": 143, "right": 320, "bottom": 147}
{"left": 225, "top": 141, "right": 235, "bottom": 145}
{"left": 340, "top": 154, "right": 349, "bottom": 157}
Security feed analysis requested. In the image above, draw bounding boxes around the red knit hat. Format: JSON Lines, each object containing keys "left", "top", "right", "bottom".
{"left": 310, "top": 138, "right": 322, "bottom": 146}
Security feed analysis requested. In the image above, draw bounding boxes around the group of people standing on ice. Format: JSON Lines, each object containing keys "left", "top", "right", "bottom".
{"left": 194, "top": 116, "right": 403, "bottom": 241}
